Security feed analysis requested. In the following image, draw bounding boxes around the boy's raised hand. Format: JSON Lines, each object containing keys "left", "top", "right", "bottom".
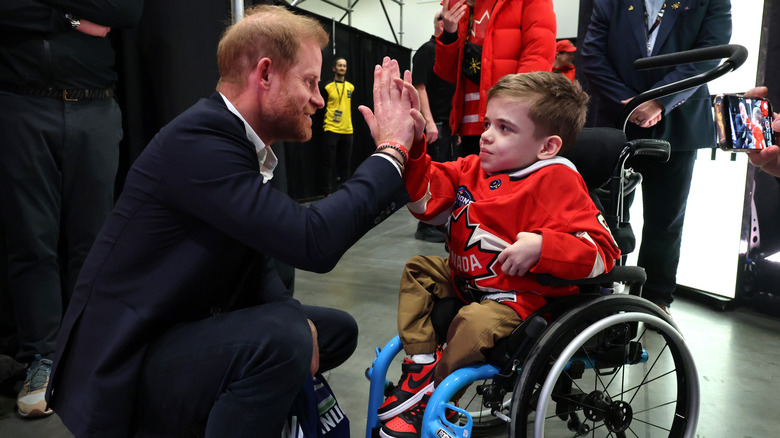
{"left": 359, "top": 57, "right": 424, "bottom": 151}
{"left": 497, "top": 232, "right": 542, "bottom": 277}
{"left": 441, "top": 0, "right": 468, "bottom": 34}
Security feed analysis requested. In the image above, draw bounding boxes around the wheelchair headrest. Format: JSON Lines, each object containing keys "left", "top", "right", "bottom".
{"left": 560, "top": 127, "right": 627, "bottom": 190}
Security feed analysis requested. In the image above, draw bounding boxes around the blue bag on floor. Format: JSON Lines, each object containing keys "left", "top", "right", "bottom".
{"left": 286, "top": 373, "right": 350, "bottom": 438}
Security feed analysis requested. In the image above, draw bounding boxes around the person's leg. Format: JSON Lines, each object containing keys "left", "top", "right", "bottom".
{"left": 0, "top": 93, "right": 64, "bottom": 364}
{"left": 380, "top": 300, "right": 520, "bottom": 438}
{"left": 61, "top": 98, "right": 122, "bottom": 299}
{"left": 436, "top": 299, "right": 521, "bottom": 387}
{"left": 634, "top": 150, "right": 697, "bottom": 309}
{"left": 457, "top": 134, "right": 480, "bottom": 157}
{"left": 379, "top": 255, "right": 455, "bottom": 421}
{"left": 302, "top": 305, "right": 357, "bottom": 373}
{"left": 397, "top": 255, "right": 456, "bottom": 356}
{"left": 135, "top": 301, "right": 312, "bottom": 438}
{"left": 336, "top": 133, "right": 353, "bottom": 184}
{"left": 322, "top": 131, "right": 338, "bottom": 193}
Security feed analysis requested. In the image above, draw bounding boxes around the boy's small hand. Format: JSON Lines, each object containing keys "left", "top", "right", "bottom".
{"left": 441, "top": 0, "right": 468, "bottom": 34}
{"left": 497, "top": 232, "right": 542, "bottom": 277}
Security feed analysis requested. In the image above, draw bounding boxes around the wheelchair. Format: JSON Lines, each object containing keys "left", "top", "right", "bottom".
{"left": 364, "top": 126, "right": 698, "bottom": 438}
{"left": 364, "top": 45, "right": 748, "bottom": 438}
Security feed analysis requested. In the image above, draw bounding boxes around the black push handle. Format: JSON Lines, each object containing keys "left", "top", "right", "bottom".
{"left": 620, "top": 44, "right": 748, "bottom": 131}
{"left": 633, "top": 44, "right": 747, "bottom": 71}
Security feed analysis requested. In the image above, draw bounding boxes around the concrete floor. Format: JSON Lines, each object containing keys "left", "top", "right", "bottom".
{"left": 2, "top": 208, "right": 779, "bottom": 437}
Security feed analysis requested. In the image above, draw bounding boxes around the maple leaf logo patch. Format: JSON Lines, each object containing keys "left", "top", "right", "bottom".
{"left": 448, "top": 205, "right": 510, "bottom": 285}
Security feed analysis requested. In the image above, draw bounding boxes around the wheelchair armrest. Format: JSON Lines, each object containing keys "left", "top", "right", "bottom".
{"left": 537, "top": 266, "right": 646, "bottom": 287}
{"left": 486, "top": 315, "right": 548, "bottom": 372}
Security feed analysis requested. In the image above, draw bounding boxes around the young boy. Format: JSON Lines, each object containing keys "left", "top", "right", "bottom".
{"left": 378, "top": 71, "right": 622, "bottom": 438}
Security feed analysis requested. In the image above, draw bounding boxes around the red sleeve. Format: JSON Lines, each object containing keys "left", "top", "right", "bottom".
{"left": 405, "top": 156, "right": 477, "bottom": 226}
{"left": 528, "top": 170, "right": 621, "bottom": 279}
{"left": 433, "top": 15, "right": 469, "bottom": 83}
{"left": 516, "top": 0, "right": 557, "bottom": 73}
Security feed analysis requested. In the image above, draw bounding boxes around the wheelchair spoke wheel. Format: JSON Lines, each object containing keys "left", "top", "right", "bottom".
{"left": 457, "top": 379, "right": 510, "bottom": 436}
{"left": 509, "top": 295, "right": 699, "bottom": 438}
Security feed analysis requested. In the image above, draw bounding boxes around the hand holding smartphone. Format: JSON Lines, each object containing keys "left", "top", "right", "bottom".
{"left": 713, "top": 94, "right": 774, "bottom": 151}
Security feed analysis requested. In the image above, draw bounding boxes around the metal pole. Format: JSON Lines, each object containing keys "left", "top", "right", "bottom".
{"left": 232, "top": 0, "right": 244, "bottom": 23}
{"left": 399, "top": 0, "right": 403, "bottom": 46}
{"left": 378, "top": 0, "right": 398, "bottom": 45}
{"left": 332, "top": 19, "right": 337, "bottom": 55}
{"left": 338, "top": 0, "right": 360, "bottom": 24}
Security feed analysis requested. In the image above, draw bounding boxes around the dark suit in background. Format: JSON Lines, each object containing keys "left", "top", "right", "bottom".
{"left": 46, "top": 92, "right": 409, "bottom": 437}
{"left": 581, "top": 0, "right": 732, "bottom": 308}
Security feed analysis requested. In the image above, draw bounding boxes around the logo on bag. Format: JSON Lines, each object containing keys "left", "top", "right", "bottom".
{"left": 315, "top": 381, "right": 348, "bottom": 435}
{"left": 319, "top": 402, "right": 346, "bottom": 434}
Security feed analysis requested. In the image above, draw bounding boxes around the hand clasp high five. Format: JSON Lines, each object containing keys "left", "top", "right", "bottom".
{"left": 359, "top": 57, "right": 425, "bottom": 161}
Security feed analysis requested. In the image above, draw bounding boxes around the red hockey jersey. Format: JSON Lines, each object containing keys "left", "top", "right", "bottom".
{"left": 405, "top": 153, "right": 621, "bottom": 319}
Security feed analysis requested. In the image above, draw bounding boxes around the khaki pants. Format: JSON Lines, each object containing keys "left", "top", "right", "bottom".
{"left": 398, "top": 255, "right": 522, "bottom": 386}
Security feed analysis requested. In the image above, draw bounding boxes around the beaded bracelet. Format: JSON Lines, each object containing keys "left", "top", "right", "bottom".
{"left": 375, "top": 150, "right": 405, "bottom": 172}
{"left": 376, "top": 142, "right": 408, "bottom": 166}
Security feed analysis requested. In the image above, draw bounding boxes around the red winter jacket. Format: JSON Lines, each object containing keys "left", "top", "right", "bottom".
{"left": 434, "top": 0, "right": 556, "bottom": 135}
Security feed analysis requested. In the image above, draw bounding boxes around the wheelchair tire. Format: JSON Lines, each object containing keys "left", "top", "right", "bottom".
{"left": 508, "top": 295, "right": 699, "bottom": 438}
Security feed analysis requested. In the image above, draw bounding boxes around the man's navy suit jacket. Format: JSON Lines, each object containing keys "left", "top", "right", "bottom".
{"left": 581, "top": 0, "right": 732, "bottom": 150}
{"left": 46, "top": 92, "right": 409, "bottom": 437}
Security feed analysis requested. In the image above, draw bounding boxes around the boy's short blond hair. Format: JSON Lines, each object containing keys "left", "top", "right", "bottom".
{"left": 217, "top": 5, "right": 328, "bottom": 88}
{"left": 487, "top": 72, "right": 589, "bottom": 153}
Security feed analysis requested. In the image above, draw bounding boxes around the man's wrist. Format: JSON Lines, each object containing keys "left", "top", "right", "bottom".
{"left": 376, "top": 142, "right": 408, "bottom": 165}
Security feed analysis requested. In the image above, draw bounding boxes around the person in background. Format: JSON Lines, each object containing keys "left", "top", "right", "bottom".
{"left": 0, "top": 0, "right": 143, "bottom": 418}
{"left": 581, "top": 0, "right": 732, "bottom": 315}
{"left": 435, "top": 0, "right": 556, "bottom": 157}
{"left": 322, "top": 56, "right": 355, "bottom": 193}
{"left": 45, "top": 6, "right": 425, "bottom": 437}
{"left": 553, "top": 39, "right": 577, "bottom": 82}
{"left": 412, "top": 9, "right": 457, "bottom": 243}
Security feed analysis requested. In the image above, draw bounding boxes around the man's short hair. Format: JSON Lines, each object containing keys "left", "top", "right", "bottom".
{"left": 487, "top": 71, "right": 589, "bottom": 153}
{"left": 333, "top": 57, "right": 347, "bottom": 68}
{"left": 217, "top": 5, "right": 328, "bottom": 87}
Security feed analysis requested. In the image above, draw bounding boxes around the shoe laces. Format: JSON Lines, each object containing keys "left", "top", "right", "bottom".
{"left": 399, "top": 394, "right": 430, "bottom": 423}
{"left": 25, "top": 355, "right": 53, "bottom": 392}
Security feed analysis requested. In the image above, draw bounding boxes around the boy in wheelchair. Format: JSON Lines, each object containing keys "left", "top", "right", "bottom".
{"left": 378, "top": 72, "right": 622, "bottom": 438}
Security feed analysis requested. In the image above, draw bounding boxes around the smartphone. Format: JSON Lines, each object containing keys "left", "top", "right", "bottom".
{"left": 713, "top": 94, "right": 774, "bottom": 151}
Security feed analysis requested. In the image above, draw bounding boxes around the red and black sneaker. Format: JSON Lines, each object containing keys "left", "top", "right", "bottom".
{"left": 377, "top": 350, "right": 441, "bottom": 421}
{"left": 379, "top": 393, "right": 458, "bottom": 438}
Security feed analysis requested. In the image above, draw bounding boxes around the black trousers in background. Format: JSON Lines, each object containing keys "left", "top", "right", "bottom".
{"left": 428, "top": 122, "right": 455, "bottom": 163}
{"left": 0, "top": 91, "right": 121, "bottom": 363}
{"left": 134, "top": 304, "right": 358, "bottom": 438}
{"left": 322, "top": 131, "right": 353, "bottom": 193}
{"left": 457, "top": 134, "right": 480, "bottom": 158}
{"left": 629, "top": 150, "right": 697, "bottom": 307}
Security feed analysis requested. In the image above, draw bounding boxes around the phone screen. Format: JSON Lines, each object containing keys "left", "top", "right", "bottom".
{"left": 714, "top": 94, "right": 773, "bottom": 151}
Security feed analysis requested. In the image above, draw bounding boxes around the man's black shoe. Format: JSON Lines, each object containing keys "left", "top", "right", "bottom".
{"left": 415, "top": 223, "right": 446, "bottom": 243}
